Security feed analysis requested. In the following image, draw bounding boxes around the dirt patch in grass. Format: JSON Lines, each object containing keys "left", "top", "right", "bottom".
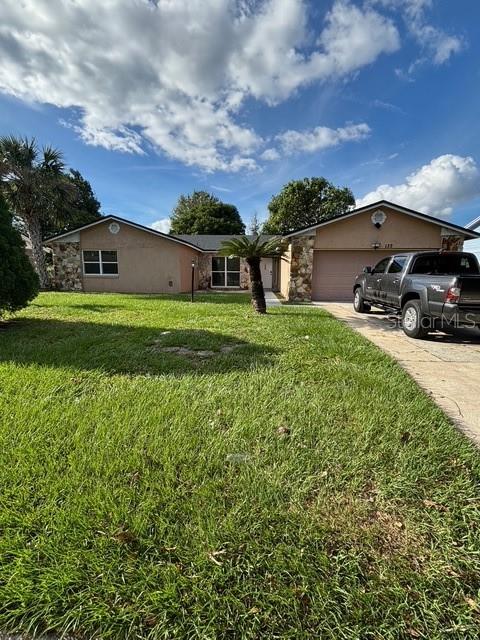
{"left": 300, "top": 489, "right": 426, "bottom": 564}
{"left": 149, "top": 332, "right": 244, "bottom": 359}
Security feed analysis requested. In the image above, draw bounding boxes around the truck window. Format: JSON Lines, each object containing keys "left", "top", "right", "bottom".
{"left": 372, "top": 257, "right": 391, "bottom": 274}
{"left": 410, "top": 254, "right": 479, "bottom": 275}
{"left": 388, "top": 257, "right": 407, "bottom": 274}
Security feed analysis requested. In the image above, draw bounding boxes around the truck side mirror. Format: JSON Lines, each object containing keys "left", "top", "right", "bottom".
{"left": 363, "top": 266, "right": 372, "bottom": 274}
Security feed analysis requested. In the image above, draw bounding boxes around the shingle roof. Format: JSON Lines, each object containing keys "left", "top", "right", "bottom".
{"left": 173, "top": 234, "right": 276, "bottom": 251}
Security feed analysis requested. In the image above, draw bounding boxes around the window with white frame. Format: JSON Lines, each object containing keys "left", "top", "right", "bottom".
{"left": 83, "top": 250, "right": 118, "bottom": 275}
{"left": 211, "top": 256, "right": 240, "bottom": 287}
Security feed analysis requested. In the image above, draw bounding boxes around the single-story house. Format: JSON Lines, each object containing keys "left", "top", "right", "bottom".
{"left": 44, "top": 200, "right": 479, "bottom": 302}
{"left": 464, "top": 214, "right": 480, "bottom": 260}
{"left": 44, "top": 217, "right": 276, "bottom": 294}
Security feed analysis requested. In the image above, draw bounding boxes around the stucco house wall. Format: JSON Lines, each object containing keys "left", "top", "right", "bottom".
{"left": 279, "top": 248, "right": 291, "bottom": 299}
{"left": 281, "top": 202, "right": 474, "bottom": 302}
{"left": 80, "top": 222, "right": 199, "bottom": 294}
{"left": 313, "top": 205, "right": 444, "bottom": 251}
{"left": 46, "top": 219, "right": 256, "bottom": 294}
{"left": 465, "top": 237, "right": 480, "bottom": 261}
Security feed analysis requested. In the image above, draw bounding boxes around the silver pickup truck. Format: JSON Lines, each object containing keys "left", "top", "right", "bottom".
{"left": 353, "top": 251, "right": 480, "bottom": 338}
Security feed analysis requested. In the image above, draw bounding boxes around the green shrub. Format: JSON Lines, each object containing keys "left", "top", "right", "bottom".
{"left": 0, "top": 195, "right": 39, "bottom": 316}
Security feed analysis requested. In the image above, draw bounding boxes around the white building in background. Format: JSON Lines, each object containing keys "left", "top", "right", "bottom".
{"left": 465, "top": 215, "right": 480, "bottom": 260}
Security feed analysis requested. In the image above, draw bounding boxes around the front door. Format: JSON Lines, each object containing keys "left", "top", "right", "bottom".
{"left": 261, "top": 258, "right": 273, "bottom": 289}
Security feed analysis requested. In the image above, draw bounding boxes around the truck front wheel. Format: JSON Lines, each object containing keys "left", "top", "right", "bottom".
{"left": 402, "top": 300, "right": 429, "bottom": 339}
{"left": 353, "top": 287, "right": 371, "bottom": 313}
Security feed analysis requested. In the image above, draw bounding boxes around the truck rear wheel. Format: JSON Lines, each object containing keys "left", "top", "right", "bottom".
{"left": 402, "top": 300, "right": 429, "bottom": 339}
{"left": 353, "top": 287, "right": 371, "bottom": 313}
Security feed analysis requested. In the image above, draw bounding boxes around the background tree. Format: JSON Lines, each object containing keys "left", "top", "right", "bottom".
{"left": 0, "top": 136, "right": 73, "bottom": 287}
{"left": 0, "top": 194, "right": 39, "bottom": 316}
{"left": 170, "top": 191, "right": 245, "bottom": 234}
{"left": 263, "top": 177, "right": 355, "bottom": 235}
{"left": 220, "top": 236, "right": 286, "bottom": 314}
{"left": 41, "top": 169, "right": 101, "bottom": 238}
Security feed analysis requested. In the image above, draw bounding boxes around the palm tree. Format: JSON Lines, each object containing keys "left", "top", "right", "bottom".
{"left": 219, "top": 235, "right": 287, "bottom": 314}
{"left": 0, "top": 136, "right": 69, "bottom": 288}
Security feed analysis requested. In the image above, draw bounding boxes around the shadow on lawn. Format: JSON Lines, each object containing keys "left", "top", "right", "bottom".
{"left": 33, "top": 293, "right": 252, "bottom": 314}
{"left": 130, "top": 292, "right": 251, "bottom": 304}
{"left": 0, "top": 318, "right": 278, "bottom": 376}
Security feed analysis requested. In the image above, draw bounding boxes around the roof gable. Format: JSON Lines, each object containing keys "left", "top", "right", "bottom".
{"left": 285, "top": 200, "right": 480, "bottom": 239}
{"left": 44, "top": 215, "right": 203, "bottom": 250}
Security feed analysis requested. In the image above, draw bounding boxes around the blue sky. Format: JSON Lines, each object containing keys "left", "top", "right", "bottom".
{"left": 1, "top": 0, "right": 479, "bottom": 232}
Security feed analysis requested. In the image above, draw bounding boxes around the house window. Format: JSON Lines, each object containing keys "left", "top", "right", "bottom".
{"left": 83, "top": 250, "right": 118, "bottom": 275}
{"left": 211, "top": 256, "right": 240, "bottom": 287}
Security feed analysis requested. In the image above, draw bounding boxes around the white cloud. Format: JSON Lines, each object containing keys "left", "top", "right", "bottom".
{"left": 229, "top": 0, "right": 399, "bottom": 103}
{"left": 408, "top": 18, "right": 463, "bottom": 66}
{"left": 357, "top": 154, "right": 480, "bottom": 216}
{"left": 0, "top": 0, "right": 399, "bottom": 171}
{"left": 151, "top": 218, "right": 172, "bottom": 234}
{"left": 277, "top": 123, "right": 371, "bottom": 154}
{"left": 371, "top": 99, "right": 405, "bottom": 114}
{"left": 210, "top": 184, "right": 233, "bottom": 193}
{"left": 373, "top": 0, "right": 463, "bottom": 73}
{"left": 260, "top": 148, "right": 281, "bottom": 161}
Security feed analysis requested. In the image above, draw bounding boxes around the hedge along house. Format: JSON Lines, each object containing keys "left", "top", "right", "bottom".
{"left": 278, "top": 200, "right": 479, "bottom": 302}
{"left": 44, "top": 215, "right": 277, "bottom": 294}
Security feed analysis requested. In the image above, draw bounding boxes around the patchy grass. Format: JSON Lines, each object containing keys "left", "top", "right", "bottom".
{"left": 0, "top": 292, "right": 479, "bottom": 639}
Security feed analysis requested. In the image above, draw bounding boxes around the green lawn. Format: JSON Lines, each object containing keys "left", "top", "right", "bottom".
{"left": 1, "top": 292, "right": 479, "bottom": 639}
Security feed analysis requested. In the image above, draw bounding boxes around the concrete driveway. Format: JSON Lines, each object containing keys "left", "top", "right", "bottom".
{"left": 316, "top": 302, "right": 480, "bottom": 446}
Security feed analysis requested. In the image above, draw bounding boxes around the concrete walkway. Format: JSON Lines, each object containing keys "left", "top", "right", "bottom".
{"left": 316, "top": 302, "right": 480, "bottom": 446}
{"left": 265, "top": 291, "right": 282, "bottom": 306}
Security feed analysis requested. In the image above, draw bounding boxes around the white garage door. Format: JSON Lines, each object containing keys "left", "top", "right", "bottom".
{"left": 312, "top": 250, "right": 393, "bottom": 301}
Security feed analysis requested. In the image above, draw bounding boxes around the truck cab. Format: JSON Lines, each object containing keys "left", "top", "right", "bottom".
{"left": 353, "top": 251, "right": 480, "bottom": 338}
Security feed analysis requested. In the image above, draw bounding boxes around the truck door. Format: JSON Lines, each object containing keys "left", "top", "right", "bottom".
{"left": 382, "top": 256, "right": 407, "bottom": 306}
{"left": 366, "top": 256, "right": 391, "bottom": 301}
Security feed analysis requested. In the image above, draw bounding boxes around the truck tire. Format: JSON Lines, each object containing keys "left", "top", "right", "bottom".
{"left": 402, "top": 300, "right": 429, "bottom": 339}
{"left": 353, "top": 287, "right": 371, "bottom": 313}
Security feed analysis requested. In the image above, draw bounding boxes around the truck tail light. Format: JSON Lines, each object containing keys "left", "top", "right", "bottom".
{"left": 445, "top": 286, "right": 461, "bottom": 303}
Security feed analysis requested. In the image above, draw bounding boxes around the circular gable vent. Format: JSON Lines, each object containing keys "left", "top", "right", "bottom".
{"left": 109, "top": 222, "right": 120, "bottom": 234}
{"left": 371, "top": 210, "right": 387, "bottom": 228}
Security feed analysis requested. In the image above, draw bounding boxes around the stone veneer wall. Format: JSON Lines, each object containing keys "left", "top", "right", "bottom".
{"left": 441, "top": 235, "right": 464, "bottom": 251}
{"left": 288, "top": 234, "right": 315, "bottom": 302}
{"left": 197, "top": 254, "right": 211, "bottom": 289}
{"left": 50, "top": 242, "right": 83, "bottom": 291}
{"left": 197, "top": 254, "right": 250, "bottom": 290}
{"left": 239, "top": 258, "right": 249, "bottom": 289}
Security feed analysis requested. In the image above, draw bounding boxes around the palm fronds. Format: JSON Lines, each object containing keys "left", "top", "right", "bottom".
{"left": 219, "top": 235, "right": 287, "bottom": 258}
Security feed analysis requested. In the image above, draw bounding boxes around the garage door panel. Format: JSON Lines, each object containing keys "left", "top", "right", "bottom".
{"left": 312, "top": 250, "right": 393, "bottom": 301}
